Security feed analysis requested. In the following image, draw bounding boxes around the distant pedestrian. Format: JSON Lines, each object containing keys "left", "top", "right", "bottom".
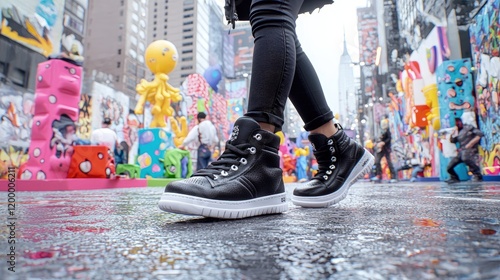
{"left": 408, "top": 154, "right": 430, "bottom": 182}
{"left": 371, "top": 116, "right": 397, "bottom": 183}
{"left": 445, "top": 118, "right": 484, "bottom": 184}
{"left": 180, "top": 112, "right": 219, "bottom": 170}
{"left": 91, "top": 117, "right": 118, "bottom": 152}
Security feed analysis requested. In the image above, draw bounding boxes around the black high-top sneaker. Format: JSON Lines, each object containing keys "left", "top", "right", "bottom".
{"left": 158, "top": 117, "right": 288, "bottom": 219}
{"left": 292, "top": 125, "right": 374, "bottom": 208}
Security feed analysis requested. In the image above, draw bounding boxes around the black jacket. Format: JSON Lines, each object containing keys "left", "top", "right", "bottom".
{"left": 450, "top": 124, "right": 483, "bottom": 160}
{"left": 377, "top": 129, "right": 392, "bottom": 153}
{"left": 225, "top": 0, "right": 334, "bottom": 26}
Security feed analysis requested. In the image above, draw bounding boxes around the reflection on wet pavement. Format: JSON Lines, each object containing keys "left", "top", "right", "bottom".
{"left": 0, "top": 182, "right": 498, "bottom": 279}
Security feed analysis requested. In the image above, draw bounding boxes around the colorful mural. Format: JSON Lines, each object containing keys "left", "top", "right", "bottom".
{"left": 182, "top": 73, "right": 229, "bottom": 140}
{"left": 77, "top": 94, "right": 92, "bottom": 140}
{"left": 0, "top": 0, "right": 65, "bottom": 57}
{"left": 436, "top": 59, "right": 475, "bottom": 180}
{"left": 0, "top": 84, "right": 34, "bottom": 178}
{"left": 90, "top": 82, "right": 129, "bottom": 144}
{"left": 469, "top": 0, "right": 500, "bottom": 175}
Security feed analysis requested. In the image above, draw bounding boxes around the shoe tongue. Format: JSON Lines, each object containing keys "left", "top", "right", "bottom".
{"left": 228, "top": 117, "right": 261, "bottom": 145}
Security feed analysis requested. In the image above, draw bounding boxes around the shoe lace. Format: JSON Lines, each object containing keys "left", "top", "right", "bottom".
{"left": 312, "top": 139, "right": 337, "bottom": 181}
{"left": 193, "top": 142, "right": 253, "bottom": 179}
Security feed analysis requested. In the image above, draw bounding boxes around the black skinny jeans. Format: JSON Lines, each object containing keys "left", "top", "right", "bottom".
{"left": 244, "top": 0, "right": 334, "bottom": 131}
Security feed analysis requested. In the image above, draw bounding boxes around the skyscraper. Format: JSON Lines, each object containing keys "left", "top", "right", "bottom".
{"left": 338, "top": 34, "right": 356, "bottom": 129}
{"left": 147, "top": 0, "right": 224, "bottom": 88}
{"left": 84, "top": 0, "right": 148, "bottom": 107}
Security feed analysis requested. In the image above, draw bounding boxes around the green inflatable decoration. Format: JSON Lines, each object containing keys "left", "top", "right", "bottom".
{"left": 160, "top": 148, "right": 193, "bottom": 178}
{"left": 116, "top": 164, "right": 141, "bottom": 178}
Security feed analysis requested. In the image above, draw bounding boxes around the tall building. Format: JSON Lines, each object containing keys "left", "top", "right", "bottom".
{"left": 357, "top": 1, "right": 379, "bottom": 141}
{"left": 84, "top": 0, "right": 148, "bottom": 108}
{"left": 147, "top": 0, "right": 224, "bottom": 88}
{"left": 62, "top": 0, "right": 87, "bottom": 58}
{"left": 338, "top": 35, "right": 356, "bottom": 129}
{"left": 396, "top": 0, "right": 484, "bottom": 54}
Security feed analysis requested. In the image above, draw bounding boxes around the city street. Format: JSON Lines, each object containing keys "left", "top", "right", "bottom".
{"left": 1, "top": 181, "right": 499, "bottom": 280}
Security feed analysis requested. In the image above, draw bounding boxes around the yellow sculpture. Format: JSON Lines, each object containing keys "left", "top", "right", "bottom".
{"left": 170, "top": 116, "right": 188, "bottom": 147}
{"left": 135, "top": 40, "right": 182, "bottom": 128}
{"left": 422, "top": 84, "right": 440, "bottom": 130}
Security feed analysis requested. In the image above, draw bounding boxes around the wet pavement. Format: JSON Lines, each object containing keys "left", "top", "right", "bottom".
{"left": 0, "top": 181, "right": 499, "bottom": 280}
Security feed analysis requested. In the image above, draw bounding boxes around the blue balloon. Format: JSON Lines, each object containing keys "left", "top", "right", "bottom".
{"left": 203, "top": 66, "right": 222, "bottom": 91}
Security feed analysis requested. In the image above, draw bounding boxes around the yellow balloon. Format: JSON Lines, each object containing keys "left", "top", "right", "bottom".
{"left": 145, "top": 40, "right": 178, "bottom": 75}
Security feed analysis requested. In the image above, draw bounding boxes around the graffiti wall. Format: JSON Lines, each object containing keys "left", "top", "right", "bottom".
{"left": 382, "top": 26, "right": 450, "bottom": 179}
{"left": 181, "top": 74, "right": 229, "bottom": 142}
{"left": 436, "top": 59, "right": 476, "bottom": 180}
{"left": 77, "top": 94, "right": 92, "bottom": 140}
{"left": 90, "top": 82, "right": 129, "bottom": 144}
{"left": 0, "top": 84, "right": 34, "bottom": 178}
{"left": 470, "top": 0, "right": 500, "bottom": 175}
{"left": 0, "top": 0, "right": 65, "bottom": 57}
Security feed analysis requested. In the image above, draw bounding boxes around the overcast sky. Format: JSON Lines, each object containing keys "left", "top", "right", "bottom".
{"left": 296, "top": 0, "right": 369, "bottom": 115}
{"left": 217, "top": 0, "right": 369, "bottom": 115}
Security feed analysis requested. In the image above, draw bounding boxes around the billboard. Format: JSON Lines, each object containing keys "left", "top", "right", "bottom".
{"left": 357, "top": 6, "right": 379, "bottom": 97}
{"left": 0, "top": 0, "right": 65, "bottom": 57}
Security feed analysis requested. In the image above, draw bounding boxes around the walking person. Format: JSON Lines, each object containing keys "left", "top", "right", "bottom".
{"left": 180, "top": 112, "right": 219, "bottom": 170}
{"left": 445, "top": 118, "right": 484, "bottom": 184}
{"left": 158, "top": 0, "right": 374, "bottom": 219}
{"left": 91, "top": 117, "right": 118, "bottom": 152}
{"left": 371, "top": 117, "right": 398, "bottom": 183}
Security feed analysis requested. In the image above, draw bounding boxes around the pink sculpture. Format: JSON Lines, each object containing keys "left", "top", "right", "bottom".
{"left": 21, "top": 59, "right": 82, "bottom": 180}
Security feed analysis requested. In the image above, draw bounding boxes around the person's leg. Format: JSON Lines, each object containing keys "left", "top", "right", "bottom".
{"left": 288, "top": 33, "right": 374, "bottom": 207}
{"left": 245, "top": 0, "right": 305, "bottom": 132}
{"left": 446, "top": 156, "right": 462, "bottom": 183}
{"left": 196, "top": 145, "right": 204, "bottom": 170}
{"left": 411, "top": 166, "right": 423, "bottom": 181}
{"left": 196, "top": 145, "right": 210, "bottom": 170}
{"left": 463, "top": 154, "right": 483, "bottom": 181}
{"left": 159, "top": 0, "right": 304, "bottom": 219}
{"left": 385, "top": 151, "right": 397, "bottom": 181}
{"left": 373, "top": 152, "right": 383, "bottom": 178}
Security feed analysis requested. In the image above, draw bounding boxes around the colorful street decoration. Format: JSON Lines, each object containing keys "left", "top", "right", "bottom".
{"left": 436, "top": 59, "right": 475, "bottom": 180}
{"left": 134, "top": 40, "right": 182, "bottom": 128}
{"left": 470, "top": 0, "right": 500, "bottom": 175}
{"left": 21, "top": 59, "right": 82, "bottom": 180}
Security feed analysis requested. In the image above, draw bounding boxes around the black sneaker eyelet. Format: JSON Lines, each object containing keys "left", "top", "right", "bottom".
{"left": 330, "top": 146, "right": 334, "bottom": 152}
{"left": 323, "top": 175, "right": 328, "bottom": 180}
{"left": 329, "top": 164, "right": 335, "bottom": 169}
{"left": 253, "top": 134, "right": 262, "bottom": 141}
{"left": 331, "top": 156, "right": 337, "bottom": 162}
{"left": 240, "top": 158, "right": 248, "bottom": 165}
{"left": 231, "top": 165, "right": 238, "bottom": 171}
{"left": 248, "top": 147, "right": 256, "bottom": 154}
{"left": 327, "top": 139, "right": 334, "bottom": 145}
{"left": 213, "top": 175, "right": 219, "bottom": 180}
{"left": 221, "top": 171, "right": 229, "bottom": 176}
{"left": 326, "top": 170, "right": 332, "bottom": 175}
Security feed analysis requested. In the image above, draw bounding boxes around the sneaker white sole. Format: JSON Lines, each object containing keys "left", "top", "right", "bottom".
{"left": 291, "top": 150, "right": 375, "bottom": 208}
{"left": 158, "top": 192, "right": 288, "bottom": 219}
